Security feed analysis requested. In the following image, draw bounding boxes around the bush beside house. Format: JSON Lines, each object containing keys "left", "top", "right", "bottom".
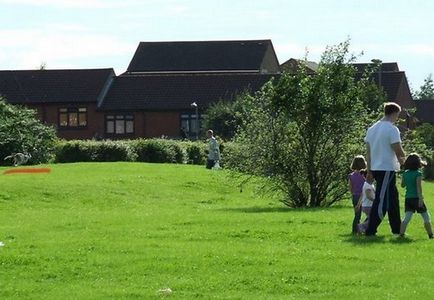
{"left": 54, "top": 139, "right": 212, "bottom": 165}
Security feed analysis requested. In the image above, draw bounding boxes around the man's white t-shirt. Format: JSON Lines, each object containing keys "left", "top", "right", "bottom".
{"left": 364, "top": 120, "right": 401, "bottom": 171}
{"left": 361, "top": 182, "right": 375, "bottom": 208}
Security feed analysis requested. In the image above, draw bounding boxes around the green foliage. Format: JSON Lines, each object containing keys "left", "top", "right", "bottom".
{"left": 54, "top": 140, "right": 93, "bottom": 162}
{"left": 0, "top": 98, "right": 57, "bottom": 165}
{"left": 415, "top": 74, "right": 434, "bottom": 100}
{"left": 54, "top": 140, "right": 134, "bottom": 163}
{"left": 357, "top": 61, "right": 387, "bottom": 111}
{"left": 181, "top": 141, "right": 207, "bottom": 164}
{"left": 131, "top": 139, "right": 186, "bottom": 163}
{"left": 54, "top": 139, "right": 212, "bottom": 165}
{"left": 414, "top": 123, "right": 434, "bottom": 149}
{"left": 404, "top": 123, "right": 434, "bottom": 180}
{"left": 219, "top": 141, "right": 249, "bottom": 169}
{"left": 202, "top": 98, "right": 245, "bottom": 141}
{"left": 231, "top": 40, "right": 383, "bottom": 207}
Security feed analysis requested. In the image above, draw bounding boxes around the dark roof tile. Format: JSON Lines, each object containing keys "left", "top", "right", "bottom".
{"left": 0, "top": 68, "right": 114, "bottom": 104}
{"left": 126, "top": 40, "right": 280, "bottom": 73}
{"left": 353, "top": 62, "right": 399, "bottom": 73}
{"left": 101, "top": 73, "right": 274, "bottom": 111}
{"left": 414, "top": 100, "right": 434, "bottom": 124}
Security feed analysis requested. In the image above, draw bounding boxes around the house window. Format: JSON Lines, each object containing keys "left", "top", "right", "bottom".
{"left": 59, "top": 107, "right": 87, "bottom": 128}
{"left": 181, "top": 113, "right": 203, "bottom": 138}
{"left": 106, "top": 114, "right": 134, "bottom": 135}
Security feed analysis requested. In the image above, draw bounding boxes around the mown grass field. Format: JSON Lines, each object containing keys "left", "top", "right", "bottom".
{"left": 1, "top": 163, "right": 434, "bottom": 299}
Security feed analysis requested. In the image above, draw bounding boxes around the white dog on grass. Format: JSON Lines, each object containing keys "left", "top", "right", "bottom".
{"left": 4, "top": 153, "right": 31, "bottom": 166}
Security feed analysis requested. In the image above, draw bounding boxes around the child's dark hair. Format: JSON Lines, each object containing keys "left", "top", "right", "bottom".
{"left": 351, "top": 155, "right": 367, "bottom": 171}
{"left": 403, "top": 153, "right": 427, "bottom": 171}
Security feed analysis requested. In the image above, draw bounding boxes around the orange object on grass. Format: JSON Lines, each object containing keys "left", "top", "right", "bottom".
{"left": 3, "top": 168, "right": 51, "bottom": 175}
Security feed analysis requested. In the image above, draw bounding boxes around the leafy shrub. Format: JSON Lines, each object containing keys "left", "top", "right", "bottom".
{"left": 0, "top": 99, "right": 57, "bottom": 165}
{"left": 413, "top": 123, "right": 434, "bottom": 180}
{"left": 230, "top": 41, "right": 384, "bottom": 207}
{"left": 424, "top": 154, "right": 434, "bottom": 180}
{"left": 131, "top": 139, "right": 186, "bottom": 163}
{"left": 55, "top": 140, "right": 133, "bottom": 163}
{"left": 181, "top": 141, "right": 207, "bottom": 165}
{"left": 92, "top": 141, "right": 133, "bottom": 162}
{"left": 402, "top": 129, "right": 434, "bottom": 180}
{"left": 219, "top": 142, "right": 248, "bottom": 170}
{"left": 202, "top": 99, "right": 243, "bottom": 140}
{"left": 54, "top": 139, "right": 213, "bottom": 165}
{"left": 55, "top": 140, "right": 92, "bottom": 163}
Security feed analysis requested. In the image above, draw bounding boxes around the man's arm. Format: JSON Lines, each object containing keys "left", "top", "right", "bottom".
{"left": 391, "top": 142, "right": 405, "bottom": 165}
{"left": 366, "top": 142, "right": 371, "bottom": 172}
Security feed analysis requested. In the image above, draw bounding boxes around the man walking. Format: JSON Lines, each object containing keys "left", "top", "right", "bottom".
{"left": 365, "top": 102, "right": 406, "bottom": 236}
{"left": 206, "top": 129, "right": 221, "bottom": 169}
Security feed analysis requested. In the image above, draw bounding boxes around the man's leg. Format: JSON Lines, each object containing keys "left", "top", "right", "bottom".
{"left": 366, "top": 171, "right": 388, "bottom": 236}
{"left": 206, "top": 159, "right": 214, "bottom": 169}
{"left": 387, "top": 172, "right": 401, "bottom": 234}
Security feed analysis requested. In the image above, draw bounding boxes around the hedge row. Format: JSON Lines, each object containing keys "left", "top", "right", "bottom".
{"left": 54, "top": 139, "right": 209, "bottom": 165}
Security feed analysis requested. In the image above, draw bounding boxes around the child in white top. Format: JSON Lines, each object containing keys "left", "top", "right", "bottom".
{"left": 356, "top": 171, "right": 375, "bottom": 234}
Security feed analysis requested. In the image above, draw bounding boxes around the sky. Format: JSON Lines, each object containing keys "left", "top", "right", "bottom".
{"left": 0, "top": 0, "right": 433, "bottom": 90}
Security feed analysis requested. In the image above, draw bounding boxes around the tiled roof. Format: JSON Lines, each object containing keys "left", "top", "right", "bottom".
{"left": 355, "top": 71, "right": 407, "bottom": 102}
{"left": 0, "top": 68, "right": 115, "bottom": 104}
{"left": 280, "top": 58, "right": 318, "bottom": 74}
{"left": 126, "top": 40, "right": 280, "bottom": 73}
{"left": 353, "top": 62, "right": 399, "bottom": 73}
{"left": 414, "top": 100, "right": 434, "bottom": 124}
{"left": 374, "top": 72, "right": 405, "bottom": 101}
{"left": 100, "top": 73, "right": 274, "bottom": 111}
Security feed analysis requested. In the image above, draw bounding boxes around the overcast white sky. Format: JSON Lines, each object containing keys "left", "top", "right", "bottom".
{"left": 0, "top": 0, "right": 433, "bottom": 89}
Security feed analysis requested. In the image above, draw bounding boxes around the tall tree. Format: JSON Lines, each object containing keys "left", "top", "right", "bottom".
{"left": 231, "top": 41, "right": 383, "bottom": 207}
{"left": 415, "top": 74, "right": 434, "bottom": 100}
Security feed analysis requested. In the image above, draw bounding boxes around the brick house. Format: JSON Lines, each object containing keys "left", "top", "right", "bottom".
{"left": 352, "top": 62, "right": 414, "bottom": 110}
{"left": 1, "top": 40, "right": 424, "bottom": 139}
{"left": 0, "top": 68, "right": 115, "bottom": 140}
{"left": 0, "top": 40, "right": 280, "bottom": 140}
{"left": 100, "top": 73, "right": 273, "bottom": 139}
{"left": 105, "top": 39, "right": 280, "bottom": 139}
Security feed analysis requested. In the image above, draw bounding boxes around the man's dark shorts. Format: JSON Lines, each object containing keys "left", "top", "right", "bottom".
{"left": 206, "top": 159, "right": 215, "bottom": 169}
{"left": 405, "top": 198, "right": 427, "bottom": 213}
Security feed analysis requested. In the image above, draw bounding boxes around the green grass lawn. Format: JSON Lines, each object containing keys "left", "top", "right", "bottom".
{"left": 1, "top": 163, "right": 434, "bottom": 299}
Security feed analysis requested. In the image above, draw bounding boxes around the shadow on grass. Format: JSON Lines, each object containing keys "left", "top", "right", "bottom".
{"left": 219, "top": 205, "right": 349, "bottom": 214}
{"left": 389, "top": 236, "right": 414, "bottom": 244}
{"left": 339, "top": 233, "right": 388, "bottom": 245}
{"left": 340, "top": 233, "right": 415, "bottom": 245}
{"left": 219, "top": 207, "right": 291, "bottom": 213}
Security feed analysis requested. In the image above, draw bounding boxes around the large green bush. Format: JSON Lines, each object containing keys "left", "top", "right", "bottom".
{"left": 0, "top": 99, "right": 57, "bottom": 165}
{"left": 53, "top": 139, "right": 215, "bottom": 166}
{"left": 130, "top": 139, "right": 186, "bottom": 164}
{"left": 181, "top": 141, "right": 207, "bottom": 165}
{"left": 403, "top": 124, "right": 434, "bottom": 180}
{"left": 231, "top": 41, "right": 385, "bottom": 207}
{"left": 55, "top": 140, "right": 134, "bottom": 163}
{"left": 55, "top": 141, "right": 93, "bottom": 163}
{"left": 202, "top": 97, "right": 247, "bottom": 141}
